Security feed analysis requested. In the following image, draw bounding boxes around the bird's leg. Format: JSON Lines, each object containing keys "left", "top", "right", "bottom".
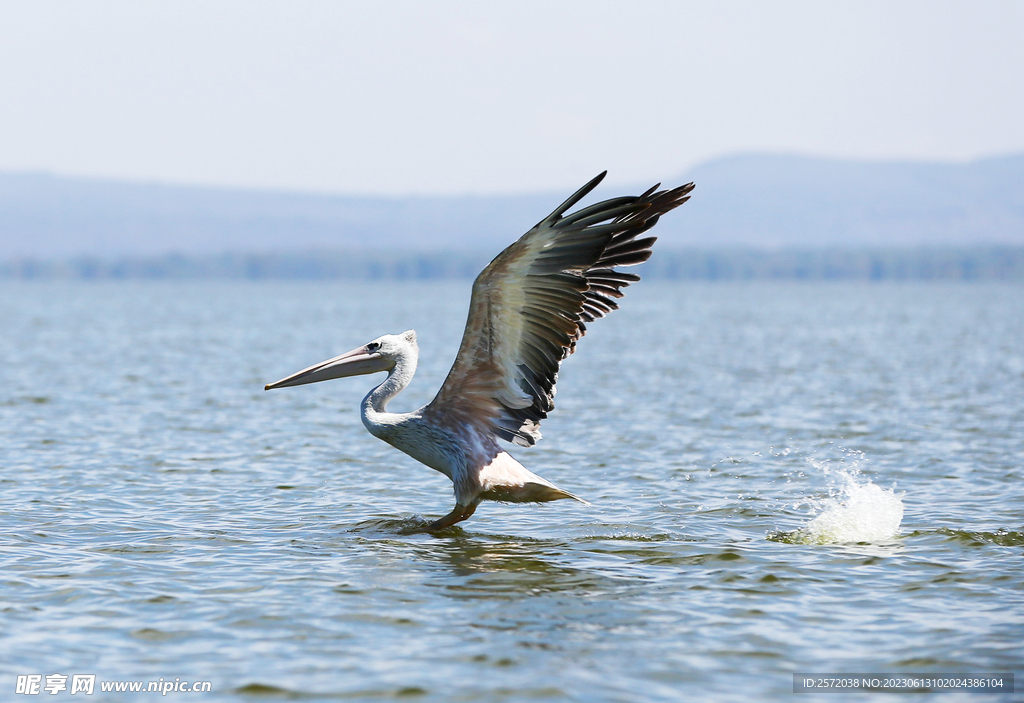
{"left": 428, "top": 501, "right": 479, "bottom": 530}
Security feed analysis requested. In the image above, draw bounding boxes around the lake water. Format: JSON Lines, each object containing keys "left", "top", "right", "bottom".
{"left": 1, "top": 280, "right": 1022, "bottom": 702}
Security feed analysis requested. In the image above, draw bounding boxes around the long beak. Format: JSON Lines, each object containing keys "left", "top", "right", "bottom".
{"left": 265, "top": 346, "right": 392, "bottom": 390}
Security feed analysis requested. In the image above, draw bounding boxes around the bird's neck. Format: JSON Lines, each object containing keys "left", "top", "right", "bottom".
{"left": 361, "top": 349, "right": 417, "bottom": 436}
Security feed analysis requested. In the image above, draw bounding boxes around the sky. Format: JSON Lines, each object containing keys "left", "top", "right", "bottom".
{"left": 1, "top": 1, "right": 1023, "bottom": 196}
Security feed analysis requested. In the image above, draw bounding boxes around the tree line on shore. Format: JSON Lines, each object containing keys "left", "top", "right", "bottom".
{"left": 3, "top": 248, "right": 1023, "bottom": 281}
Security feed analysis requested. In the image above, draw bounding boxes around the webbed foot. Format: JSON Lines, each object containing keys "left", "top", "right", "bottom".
{"left": 428, "top": 501, "right": 479, "bottom": 531}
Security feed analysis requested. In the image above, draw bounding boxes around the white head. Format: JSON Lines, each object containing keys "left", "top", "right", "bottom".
{"left": 265, "top": 330, "right": 418, "bottom": 390}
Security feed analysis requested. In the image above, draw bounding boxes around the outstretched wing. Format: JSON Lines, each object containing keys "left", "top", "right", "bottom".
{"left": 423, "top": 172, "right": 694, "bottom": 447}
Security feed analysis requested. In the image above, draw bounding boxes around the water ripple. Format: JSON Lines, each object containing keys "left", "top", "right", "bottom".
{"left": 1, "top": 281, "right": 1022, "bottom": 701}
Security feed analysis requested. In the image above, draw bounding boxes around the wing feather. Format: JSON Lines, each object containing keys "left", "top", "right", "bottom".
{"left": 424, "top": 173, "right": 694, "bottom": 446}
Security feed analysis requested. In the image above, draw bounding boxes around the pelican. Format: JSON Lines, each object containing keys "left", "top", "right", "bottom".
{"left": 266, "top": 172, "right": 694, "bottom": 529}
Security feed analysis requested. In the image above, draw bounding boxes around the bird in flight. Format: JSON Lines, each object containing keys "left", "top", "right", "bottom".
{"left": 266, "top": 172, "right": 694, "bottom": 529}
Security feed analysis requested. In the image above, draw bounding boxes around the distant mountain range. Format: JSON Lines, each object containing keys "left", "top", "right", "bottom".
{"left": 2, "top": 153, "right": 1023, "bottom": 260}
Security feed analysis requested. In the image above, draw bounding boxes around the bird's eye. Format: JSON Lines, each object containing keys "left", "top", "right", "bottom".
{"left": 367, "top": 342, "right": 381, "bottom": 352}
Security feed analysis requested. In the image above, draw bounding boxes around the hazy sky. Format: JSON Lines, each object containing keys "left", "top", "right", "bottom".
{"left": 1, "top": 1, "right": 1022, "bottom": 195}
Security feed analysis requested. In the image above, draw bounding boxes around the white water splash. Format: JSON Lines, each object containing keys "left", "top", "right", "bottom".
{"left": 774, "top": 447, "right": 904, "bottom": 545}
{"left": 801, "top": 477, "right": 904, "bottom": 544}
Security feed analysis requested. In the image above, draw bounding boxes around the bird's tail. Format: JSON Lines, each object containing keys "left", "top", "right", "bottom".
{"left": 521, "top": 480, "right": 590, "bottom": 505}
{"left": 477, "top": 452, "right": 590, "bottom": 505}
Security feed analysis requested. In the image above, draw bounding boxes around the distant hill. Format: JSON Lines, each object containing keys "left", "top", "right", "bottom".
{"left": 1, "top": 153, "right": 1022, "bottom": 259}
{"left": 680, "top": 153, "right": 1024, "bottom": 248}
{"left": 0, "top": 174, "right": 554, "bottom": 258}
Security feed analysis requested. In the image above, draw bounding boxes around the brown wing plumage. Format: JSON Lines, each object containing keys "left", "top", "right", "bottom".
{"left": 423, "top": 172, "right": 694, "bottom": 447}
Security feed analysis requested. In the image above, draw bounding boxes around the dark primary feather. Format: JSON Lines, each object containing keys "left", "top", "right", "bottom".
{"left": 425, "top": 173, "right": 695, "bottom": 447}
